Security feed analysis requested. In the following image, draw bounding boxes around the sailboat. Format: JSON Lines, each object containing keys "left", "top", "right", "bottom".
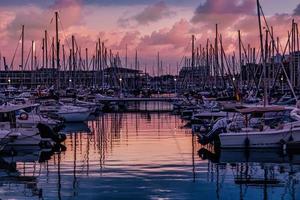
{"left": 0, "top": 104, "right": 61, "bottom": 152}
{"left": 218, "top": 106, "right": 300, "bottom": 148}
{"left": 212, "top": 0, "right": 300, "bottom": 149}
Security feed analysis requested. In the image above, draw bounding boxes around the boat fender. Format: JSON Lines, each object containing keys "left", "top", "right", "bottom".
{"left": 19, "top": 112, "right": 29, "bottom": 120}
{"left": 244, "top": 137, "right": 250, "bottom": 148}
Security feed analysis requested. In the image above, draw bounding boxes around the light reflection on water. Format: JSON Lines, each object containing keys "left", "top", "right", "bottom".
{"left": 0, "top": 111, "right": 300, "bottom": 200}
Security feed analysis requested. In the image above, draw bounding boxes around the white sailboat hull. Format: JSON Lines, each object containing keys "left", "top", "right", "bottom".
{"left": 220, "top": 127, "right": 300, "bottom": 148}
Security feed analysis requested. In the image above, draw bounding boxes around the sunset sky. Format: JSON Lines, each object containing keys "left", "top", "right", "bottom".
{"left": 0, "top": 0, "right": 299, "bottom": 74}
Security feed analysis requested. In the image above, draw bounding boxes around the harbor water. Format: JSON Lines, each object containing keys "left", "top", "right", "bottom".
{"left": 1, "top": 109, "right": 300, "bottom": 199}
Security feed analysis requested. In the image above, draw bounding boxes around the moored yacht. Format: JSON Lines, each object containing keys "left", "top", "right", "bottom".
{"left": 0, "top": 104, "right": 65, "bottom": 153}
{"left": 39, "top": 100, "right": 91, "bottom": 122}
{"left": 216, "top": 106, "right": 300, "bottom": 148}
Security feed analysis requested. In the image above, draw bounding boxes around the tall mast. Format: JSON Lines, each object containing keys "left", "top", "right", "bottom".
{"left": 125, "top": 44, "right": 128, "bottom": 68}
{"left": 238, "top": 30, "right": 242, "bottom": 88}
{"left": 31, "top": 41, "right": 34, "bottom": 71}
{"left": 215, "top": 24, "right": 219, "bottom": 87}
{"left": 62, "top": 45, "right": 66, "bottom": 85}
{"left": 85, "top": 48, "right": 88, "bottom": 71}
{"left": 52, "top": 37, "right": 55, "bottom": 85}
{"left": 45, "top": 30, "right": 48, "bottom": 69}
{"left": 256, "top": 0, "right": 267, "bottom": 106}
{"left": 135, "top": 49, "right": 138, "bottom": 89}
{"left": 192, "top": 35, "right": 195, "bottom": 69}
{"left": 72, "top": 35, "right": 75, "bottom": 87}
{"left": 31, "top": 40, "right": 34, "bottom": 87}
{"left": 192, "top": 35, "right": 195, "bottom": 87}
{"left": 21, "top": 25, "right": 24, "bottom": 69}
{"left": 55, "top": 12, "right": 60, "bottom": 88}
{"left": 42, "top": 38, "right": 45, "bottom": 68}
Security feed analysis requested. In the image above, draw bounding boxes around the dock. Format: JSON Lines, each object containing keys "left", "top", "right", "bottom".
{"left": 96, "top": 97, "right": 182, "bottom": 103}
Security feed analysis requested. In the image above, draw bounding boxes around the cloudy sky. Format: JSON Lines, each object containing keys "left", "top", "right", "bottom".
{"left": 0, "top": 0, "right": 299, "bottom": 73}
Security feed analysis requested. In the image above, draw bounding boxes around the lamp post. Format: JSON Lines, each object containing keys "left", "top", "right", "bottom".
{"left": 174, "top": 78, "right": 177, "bottom": 96}
{"left": 119, "top": 78, "right": 123, "bottom": 97}
{"left": 281, "top": 76, "right": 284, "bottom": 94}
{"left": 8, "top": 78, "right": 11, "bottom": 97}
{"left": 69, "top": 79, "right": 72, "bottom": 88}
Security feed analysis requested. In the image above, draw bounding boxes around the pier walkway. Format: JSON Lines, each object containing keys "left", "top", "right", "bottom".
{"left": 96, "top": 97, "right": 182, "bottom": 103}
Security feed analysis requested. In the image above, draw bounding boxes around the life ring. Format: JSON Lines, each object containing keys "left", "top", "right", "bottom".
{"left": 19, "top": 112, "right": 29, "bottom": 120}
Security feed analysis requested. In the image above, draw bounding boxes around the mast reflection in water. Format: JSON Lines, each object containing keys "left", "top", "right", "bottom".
{"left": 0, "top": 112, "right": 299, "bottom": 199}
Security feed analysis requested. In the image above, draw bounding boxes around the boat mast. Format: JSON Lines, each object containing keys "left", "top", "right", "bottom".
{"left": 21, "top": 25, "right": 24, "bottom": 86}
{"left": 55, "top": 12, "right": 60, "bottom": 89}
{"left": 85, "top": 48, "right": 88, "bottom": 71}
{"left": 192, "top": 35, "right": 195, "bottom": 88}
{"left": 72, "top": 35, "right": 75, "bottom": 88}
{"left": 238, "top": 30, "right": 242, "bottom": 89}
{"left": 21, "top": 25, "right": 24, "bottom": 68}
{"left": 52, "top": 37, "right": 55, "bottom": 86}
{"left": 215, "top": 24, "right": 219, "bottom": 88}
{"left": 125, "top": 44, "right": 128, "bottom": 69}
{"left": 31, "top": 40, "right": 34, "bottom": 87}
{"left": 257, "top": 0, "right": 267, "bottom": 106}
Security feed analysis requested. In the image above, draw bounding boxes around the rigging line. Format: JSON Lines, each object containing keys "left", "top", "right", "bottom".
{"left": 179, "top": 36, "right": 193, "bottom": 67}
{"left": 259, "top": 4, "right": 297, "bottom": 100}
{"left": 259, "top": 4, "right": 293, "bottom": 59}
{"left": 240, "top": 39, "right": 260, "bottom": 90}
{"left": 58, "top": 14, "right": 71, "bottom": 50}
{"left": 24, "top": 46, "right": 33, "bottom": 70}
{"left": 178, "top": 37, "right": 194, "bottom": 88}
{"left": 9, "top": 33, "right": 22, "bottom": 69}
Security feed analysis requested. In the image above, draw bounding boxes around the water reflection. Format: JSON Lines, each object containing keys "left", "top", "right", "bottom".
{"left": 1, "top": 112, "right": 300, "bottom": 199}
{"left": 199, "top": 147, "right": 300, "bottom": 200}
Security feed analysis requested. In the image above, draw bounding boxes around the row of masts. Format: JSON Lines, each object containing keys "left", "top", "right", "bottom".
{"left": 181, "top": 0, "right": 300, "bottom": 100}
{"left": 1, "top": 0, "right": 299, "bottom": 94}
{"left": 1, "top": 11, "right": 178, "bottom": 90}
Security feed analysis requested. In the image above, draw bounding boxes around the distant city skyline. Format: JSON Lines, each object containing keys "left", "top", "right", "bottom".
{"left": 0, "top": 0, "right": 299, "bottom": 74}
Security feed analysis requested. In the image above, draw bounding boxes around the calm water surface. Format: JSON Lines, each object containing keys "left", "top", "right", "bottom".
{"left": 1, "top": 111, "right": 300, "bottom": 200}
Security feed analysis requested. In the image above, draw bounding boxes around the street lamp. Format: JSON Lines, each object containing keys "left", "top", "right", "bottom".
{"left": 119, "top": 78, "right": 123, "bottom": 97}
{"left": 280, "top": 76, "right": 284, "bottom": 94}
{"left": 174, "top": 78, "right": 177, "bottom": 96}
{"left": 232, "top": 77, "right": 236, "bottom": 81}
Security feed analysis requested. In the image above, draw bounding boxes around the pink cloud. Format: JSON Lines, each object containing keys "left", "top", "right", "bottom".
{"left": 139, "top": 19, "right": 190, "bottom": 48}
{"left": 191, "top": 0, "right": 255, "bottom": 24}
{"left": 294, "top": 3, "right": 300, "bottom": 16}
{"left": 118, "top": 1, "right": 175, "bottom": 27}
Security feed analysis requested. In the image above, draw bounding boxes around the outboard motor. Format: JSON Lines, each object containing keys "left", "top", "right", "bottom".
{"left": 37, "top": 123, "right": 66, "bottom": 143}
{"left": 198, "top": 118, "right": 228, "bottom": 145}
